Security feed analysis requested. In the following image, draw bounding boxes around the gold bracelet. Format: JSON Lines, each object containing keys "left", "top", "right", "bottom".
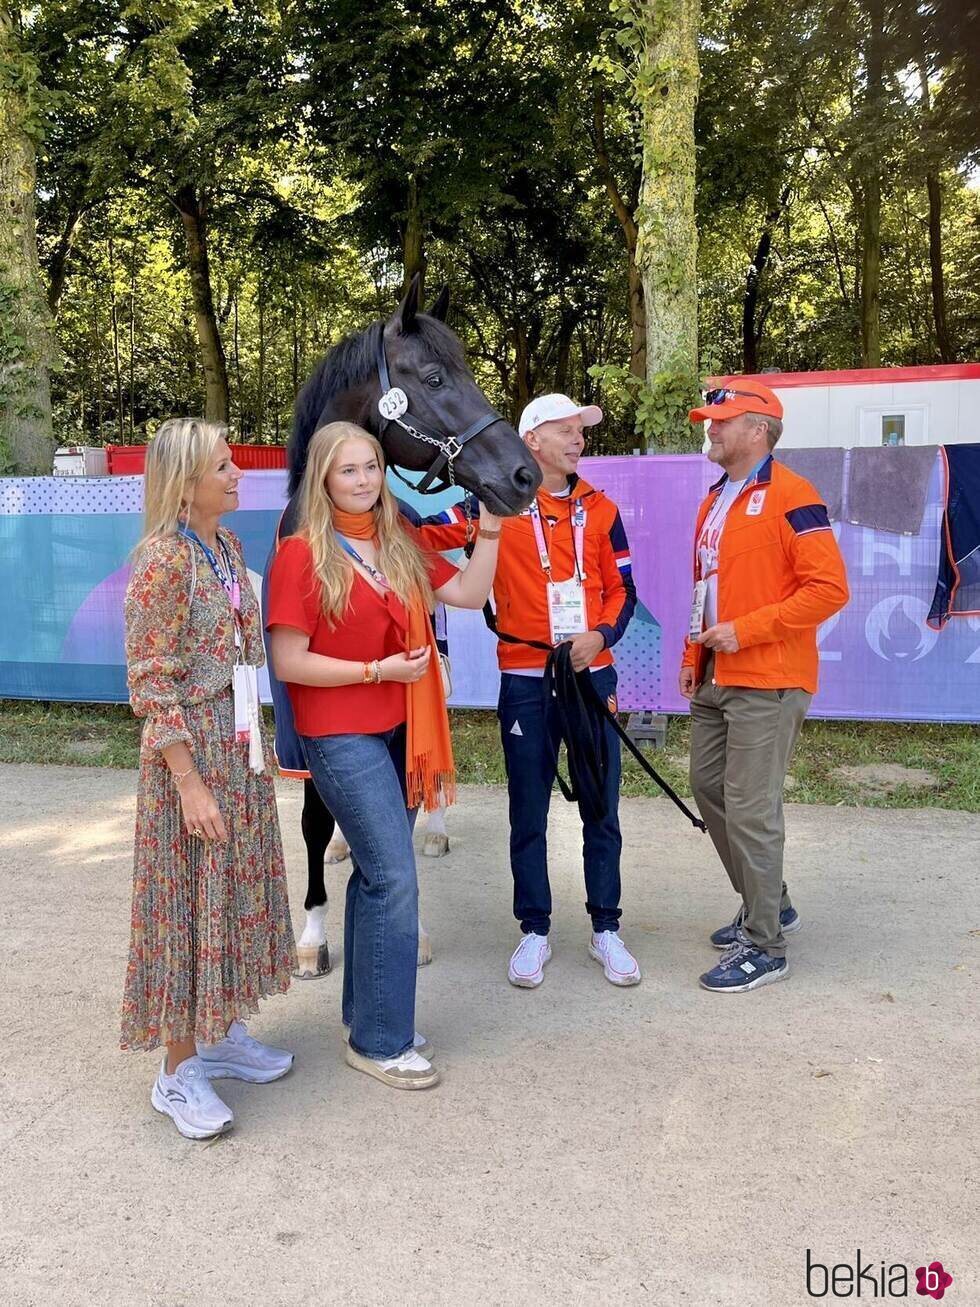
{"left": 479, "top": 529, "right": 502, "bottom": 540}
{"left": 362, "top": 661, "right": 373, "bottom": 684}
{"left": 373, "top": 660, "right": 383, "bottom": 683}
{"left": 172, "top": 765, "right": 196, "bottom": 787}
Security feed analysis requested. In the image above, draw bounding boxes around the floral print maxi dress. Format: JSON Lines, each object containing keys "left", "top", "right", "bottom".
{"left": 121, "top": 528, "right": 296, "bottom": 1051}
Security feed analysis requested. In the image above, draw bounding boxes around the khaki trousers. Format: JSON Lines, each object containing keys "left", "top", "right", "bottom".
{"left": 689, "top": 664, "right": 811, "bottom": 956}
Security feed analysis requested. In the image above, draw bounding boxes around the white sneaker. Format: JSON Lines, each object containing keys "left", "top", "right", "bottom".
{"left": 345, "top": 1045, "right": 440, "bottom": 1090}
{"left": 589, "top": 931, "right": 641, "bottom": 986}
{"left": 345, "top": 1027, "right": 434, "bottom": 1060}
{"left": 151, "top": 1055, "right": 234, "bottom": 1140}
{"left": 508, "top": 933, "right": 552, "bottom": 987}
{"left": 197, "top": 1020, "right": 294, "bottom": 1083}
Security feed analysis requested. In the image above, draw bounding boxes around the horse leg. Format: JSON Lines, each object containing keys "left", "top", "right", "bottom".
{"left": 421, "top": 797, "right": 450, "bottom": 858}
{"left": 295, "top": 779, "right": 334, "bottom": 979}
{"left": 325, "top": 819, "right": 351, "bottom": 864}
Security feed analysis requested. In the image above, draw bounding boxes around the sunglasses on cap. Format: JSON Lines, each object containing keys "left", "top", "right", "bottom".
{"left": 700, "top": 387, "right": 769, "bottom": 406}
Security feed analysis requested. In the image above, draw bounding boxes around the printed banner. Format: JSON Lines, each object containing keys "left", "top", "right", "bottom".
{"left": 1, "top": 455, "right": 977, "bottom": 720}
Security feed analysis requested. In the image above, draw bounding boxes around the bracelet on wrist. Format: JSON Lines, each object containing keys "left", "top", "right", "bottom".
{"left": 373, "top": 659, "right": 383, "bottom": 684}
{"left": 362, "top": 661, "right": 373, "bottom": 684}
{"left": 479, "top": 528, "right": 502, "bottom": 540}
{"left": 172, "top": 765, "right": 197, "bottom": 787}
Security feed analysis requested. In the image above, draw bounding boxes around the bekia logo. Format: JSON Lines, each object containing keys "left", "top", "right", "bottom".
{"left": 806, "top": 1250, "right": 953, "bottom": 1299}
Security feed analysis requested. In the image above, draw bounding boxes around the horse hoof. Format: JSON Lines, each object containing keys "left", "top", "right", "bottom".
{"left": 295, "top": 941, "right": 332, "bottom": 979}
{"left": 422, "top": 832, "right": 450, "bottom": 858}
{"left": 417, "top": 926, "right": 433, "bottom": 967}
{"left": 325, "top": 838, "right": 350, "bottom": 864}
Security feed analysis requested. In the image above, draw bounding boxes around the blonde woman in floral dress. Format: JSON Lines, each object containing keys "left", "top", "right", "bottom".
{"left": 122, "top": 418, "right": 296, "bottom": 1140}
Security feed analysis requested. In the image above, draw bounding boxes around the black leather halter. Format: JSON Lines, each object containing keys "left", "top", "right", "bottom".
{"left": 376, "top": 336, "right": 502, "bottom": 495}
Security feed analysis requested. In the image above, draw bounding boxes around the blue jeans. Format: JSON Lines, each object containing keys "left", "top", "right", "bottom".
{"left": 497, "top": 668, "right": 623, "bottom": 936}
{"left": 302, "top": 726, "right": 418, "bottom": 1059}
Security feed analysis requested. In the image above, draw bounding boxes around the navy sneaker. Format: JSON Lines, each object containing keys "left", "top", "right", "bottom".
{"left": 709, "top": 904, "right": 801, "bottom": 949}
{"left": 699, "top": 943, "right": 789, "bottom": 992}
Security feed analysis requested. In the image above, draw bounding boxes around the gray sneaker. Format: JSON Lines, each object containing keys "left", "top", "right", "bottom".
{"left": 344, "top": 1045, "right": 440, "bottom": 1090}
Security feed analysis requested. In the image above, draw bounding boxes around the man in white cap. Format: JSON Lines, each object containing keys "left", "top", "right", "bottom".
{"left": 422, "top": 394, "right": 640, "bottom": 988}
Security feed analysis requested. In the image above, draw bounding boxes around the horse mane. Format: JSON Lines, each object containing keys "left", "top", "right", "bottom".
{"left": 286, "top": 314, "right": 469, "bottom": 495}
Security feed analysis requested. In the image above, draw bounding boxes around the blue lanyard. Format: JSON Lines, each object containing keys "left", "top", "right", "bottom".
{"left": 337, "top": 535, "right": 390, "bottom": 590}
{"left": 178, "top": 526, "right": 239, "bottom": 607}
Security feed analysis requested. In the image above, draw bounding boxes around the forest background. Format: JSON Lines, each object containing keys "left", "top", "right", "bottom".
{"left": 1, "top": 0, "right": 978, "bottom": 473}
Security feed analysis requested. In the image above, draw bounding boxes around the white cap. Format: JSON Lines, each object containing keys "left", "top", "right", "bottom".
{"left": 518, "top": 393, "right": 603, "bottom": 439}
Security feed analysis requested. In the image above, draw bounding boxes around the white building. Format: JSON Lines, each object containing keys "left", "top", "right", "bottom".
{"left": 707, "top": 363, "right": 980, "bottom": 448}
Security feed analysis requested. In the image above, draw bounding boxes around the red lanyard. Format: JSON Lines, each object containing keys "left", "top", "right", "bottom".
{"left": 528, "top": 497, "right": 586, "bottom": 581}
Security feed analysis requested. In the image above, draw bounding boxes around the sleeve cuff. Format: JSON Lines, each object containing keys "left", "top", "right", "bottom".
{"left": 595, "top": 624, "right": 615, "bottom": 649}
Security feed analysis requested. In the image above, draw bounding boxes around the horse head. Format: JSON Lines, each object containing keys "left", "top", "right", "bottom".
{"left": 287, "top": 276, "right": 541, "bottom": 516}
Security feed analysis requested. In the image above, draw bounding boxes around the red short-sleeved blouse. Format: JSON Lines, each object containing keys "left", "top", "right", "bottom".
{"left": 266, "top": 529, "right": 457, "bottom": 737}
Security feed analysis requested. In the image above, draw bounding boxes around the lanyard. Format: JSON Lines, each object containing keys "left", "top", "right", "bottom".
{"left": 337, "top": 535, "right": 391, "bottom": 590}
{"left": 528, "top": 497, "right": 586, "bottom": 582}
{"left": 696, "top": 457, "right": 769, "bottom": 582}
{"left": 178, "top": 526, "right": 240, "bottom": 611}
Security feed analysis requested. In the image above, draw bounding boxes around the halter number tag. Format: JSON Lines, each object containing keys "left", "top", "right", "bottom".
{"left": 378, "top": 387, "right": 408, "bottom": 421}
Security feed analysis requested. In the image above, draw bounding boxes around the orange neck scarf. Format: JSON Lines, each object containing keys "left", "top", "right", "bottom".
{"left": 332, "top": 506, "right": 455, "bottom": 813}
{"left": 332, "top": 507, "right": 377, "bottom": 540}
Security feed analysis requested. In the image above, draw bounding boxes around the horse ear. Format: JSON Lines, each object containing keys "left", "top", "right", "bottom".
{"left": 397, "top": 273, "right": 422, "bottom": 334}
{"left": 429, "top": 284, "right": 451, "bottom": 322}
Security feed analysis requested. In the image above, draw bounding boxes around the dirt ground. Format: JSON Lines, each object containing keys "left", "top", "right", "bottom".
{"left": 0, "top": 763, "right": 976, "bottom": 1307}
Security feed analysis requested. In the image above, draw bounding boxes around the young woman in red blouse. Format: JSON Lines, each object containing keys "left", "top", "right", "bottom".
{"left": 267, "top": 421, "right": 500, "bottom": 1089}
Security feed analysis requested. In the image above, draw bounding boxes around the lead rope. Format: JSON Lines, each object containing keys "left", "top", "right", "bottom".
{"left": 477, "top": 594, "right": 706, "bottom": 833}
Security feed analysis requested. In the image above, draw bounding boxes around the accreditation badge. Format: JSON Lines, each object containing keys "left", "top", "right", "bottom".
{"left": 548, "top": 578, "right": 588, "bottom": 644}
{"left": 689, "top": 580, "right": 707, "bottom": 640}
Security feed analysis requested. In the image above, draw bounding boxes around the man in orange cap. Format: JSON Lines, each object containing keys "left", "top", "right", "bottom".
{"left": 680, "top": 380, "right": 848, "bottom": 992}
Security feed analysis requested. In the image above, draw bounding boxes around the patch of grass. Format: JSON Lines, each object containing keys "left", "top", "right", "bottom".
{"left": 1, "top": 700, "right": 977, "bottom": 811}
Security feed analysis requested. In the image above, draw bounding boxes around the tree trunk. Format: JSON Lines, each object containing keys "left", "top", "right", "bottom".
{"left": 593, "top": 85, "right": 646, "bottom": 378}
{"left": 859, "top": 0, "right": 884, "bottom": 368}
{"left": 635, "top": 0, "right": 701, "bottom": 450}
{"left": 174, "top": 184, "right": 230, "bottom": 424}
{"left": 0, "top": 8, "right": 56, "bottom": 473}
{"left": 402, "top": 174, "right": 426, "bottom": 301}
{"left": 47, "top": 200, "right": 84, "bottom": 318}
{"left": 107, "top": 237, "right": 124, "bottom": 442}
{"left": 916, "top": 59, "right": 955, "bottom": 362}
{"left": 257, "top": 282, "right": 265, "bottom": 441}
{"left": 742, "top": 185, "right": 791, "bottom": 372}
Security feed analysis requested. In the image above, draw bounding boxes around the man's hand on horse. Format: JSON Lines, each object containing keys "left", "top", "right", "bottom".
{"left": 696, "top": 622, "right": 740, "bottom": 653}
{"left": 566, "top": 630, "right": 606, "bottom": 672}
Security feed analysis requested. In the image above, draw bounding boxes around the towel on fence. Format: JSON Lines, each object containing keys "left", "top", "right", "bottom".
{"left": 846, "top": 445, "right": 937, "bottom": 535}
{"left": 776, "top": 448, "right": 845, "bottom": 520}
{"left": 928, "top": 444, "right": 980, "bottom": 630}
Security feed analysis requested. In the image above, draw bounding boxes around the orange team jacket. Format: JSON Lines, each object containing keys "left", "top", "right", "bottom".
{"left": 682, "top": 454, "right": 849, "bottom": 693}
{"left": 418, "top": 477, "right": 637, "bottom": 672}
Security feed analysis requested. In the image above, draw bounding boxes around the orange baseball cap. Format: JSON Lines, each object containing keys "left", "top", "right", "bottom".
{"left": 689, "top": 380, "right": 783, "bottom": 423}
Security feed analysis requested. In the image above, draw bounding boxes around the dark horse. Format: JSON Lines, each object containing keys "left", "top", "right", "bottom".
{"left": 264, "top": 275, "right": 541, "bottom": 976}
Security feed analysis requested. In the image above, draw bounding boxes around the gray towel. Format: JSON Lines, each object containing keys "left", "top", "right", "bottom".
{"left": 776, "top": 448, "right": 845, "bottom": 520}
{"left": 846, "top": 446, "right": 938, "bottom": 535}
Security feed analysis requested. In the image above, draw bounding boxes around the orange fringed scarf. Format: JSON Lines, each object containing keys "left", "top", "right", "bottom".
{"left": 333, "top": 508, "right": 456, "bottom": 812}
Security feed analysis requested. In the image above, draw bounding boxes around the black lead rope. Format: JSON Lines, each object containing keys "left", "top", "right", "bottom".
{"left": 483, "top": 604, "right": 707, "bottom": 833}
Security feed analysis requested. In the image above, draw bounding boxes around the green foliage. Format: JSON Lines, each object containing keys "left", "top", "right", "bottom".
{"left": 10, "top": 0, "right": 980, "bottom": 457}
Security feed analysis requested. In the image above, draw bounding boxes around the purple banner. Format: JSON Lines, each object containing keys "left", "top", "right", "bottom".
{"left": 1, "top": 455, "right": 977, "bottom": 720}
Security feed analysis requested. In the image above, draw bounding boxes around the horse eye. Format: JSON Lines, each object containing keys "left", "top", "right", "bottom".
{"left": 425, "top": 374, "right": 443, "bottom": 389}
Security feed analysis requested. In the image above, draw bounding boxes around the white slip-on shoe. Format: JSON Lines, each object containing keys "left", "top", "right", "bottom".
{"left": 589, "top": 930, "right": 642, "bottom": 986}
{"left": 197, "top": 1020, "right": 294, "bottom": 1083}
{"left": 345, "top": 1028, "right": 434, "bottom": 1060}
{"left": 508, "top": 932, "right": 552, "bottom": 988}
{"left": 151, "top": 1055, "right": 234, "bottom": 1140}
{"left": 344, "top": 1045, "right": 440, "bottom": 1090}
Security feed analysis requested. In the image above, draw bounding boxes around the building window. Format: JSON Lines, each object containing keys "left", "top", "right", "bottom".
{"left": 881, "top": 414, "right": 906, "bottom": 447}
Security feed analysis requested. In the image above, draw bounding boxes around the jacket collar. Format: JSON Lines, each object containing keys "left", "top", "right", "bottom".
{"left": 708, "top": 453, "right": 774, "bottom": 495}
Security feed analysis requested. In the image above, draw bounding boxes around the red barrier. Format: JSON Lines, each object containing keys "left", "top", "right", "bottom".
{"left": 106, "top": 444, "right": 287, "bottom": 474}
